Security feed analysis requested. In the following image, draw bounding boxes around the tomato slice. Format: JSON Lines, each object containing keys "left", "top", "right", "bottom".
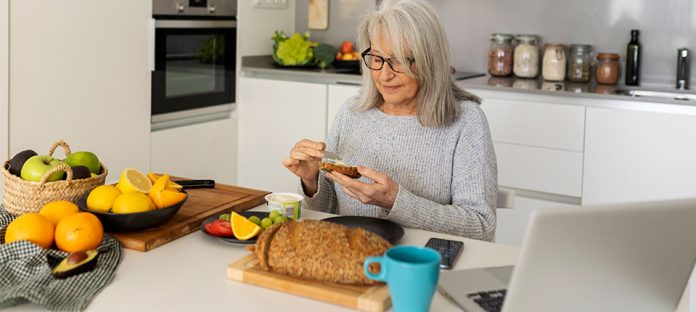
{"left": 204, "top": 219, "right": 234, "bottom": 237}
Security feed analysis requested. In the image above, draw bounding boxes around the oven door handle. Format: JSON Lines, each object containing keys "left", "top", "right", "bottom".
{"left": 155, "top": 20, "right": 237, "bottom": 29}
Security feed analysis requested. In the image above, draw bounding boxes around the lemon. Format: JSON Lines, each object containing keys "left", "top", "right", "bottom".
{"left": 118, "top": 168, "right": 152, "bottom": 194}
{"left": 86, "top": 185, "right": 122, "bottom": 213}
{"left": 112, "top": 192, "right": 155, "bottom": 214}
{"left": 39, "top": 200, "right": 80, "bottom": 225}
{"left": 149, "top": 174, "right": 187, "bottom": 209}
{"left": 231, "top": 212, "right": 262, "bottom": 240}
{"left": 147, "top": 172, "right": 183, "bottom": 191}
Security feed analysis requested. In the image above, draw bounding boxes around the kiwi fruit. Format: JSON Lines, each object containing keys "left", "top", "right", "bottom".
{"left": 64, "top": 165, "right": 91, "bottom": 180}
{"left": 7, "top": 149, "right": 37, "bottom": 176}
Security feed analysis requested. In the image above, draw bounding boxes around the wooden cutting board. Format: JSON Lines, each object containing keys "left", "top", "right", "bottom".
{"left": 227, "top": 254, "right": 391, "bottom": 312}
{"left": 111, "top": 183, "right": 269, "bottom": 251}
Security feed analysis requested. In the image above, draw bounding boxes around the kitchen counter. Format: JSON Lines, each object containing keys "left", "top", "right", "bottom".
{"left": 7, "top": 206, "right": 518, "bottom": 312}
{"left": 241, "top": 55, "right": 696, "bottom": 110}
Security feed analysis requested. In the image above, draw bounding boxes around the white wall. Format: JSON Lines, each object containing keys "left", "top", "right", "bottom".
{"left": 9, "top": 0, "right": 151, "bottom": 183}
{"left": 238, "top": 0, "right": 296, "bottom": 56}
{"left": 0, "top": 0, "right": 8, "bottom": 197}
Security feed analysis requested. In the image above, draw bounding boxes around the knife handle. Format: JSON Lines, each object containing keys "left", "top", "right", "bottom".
{"left": 176, "top": 180, "right": 216, "bottom": 189}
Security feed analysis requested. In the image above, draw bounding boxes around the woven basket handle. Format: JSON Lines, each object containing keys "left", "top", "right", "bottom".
{"left": 38, "top": 163, "right": 73, "bottom": 185}
{"left": 47, "top": 140, "right": 72, "bottom": 157}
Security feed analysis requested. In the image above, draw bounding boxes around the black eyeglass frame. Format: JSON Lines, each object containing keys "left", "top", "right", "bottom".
{"left": 360, "top": 47, "right": 415, "bottom": 73}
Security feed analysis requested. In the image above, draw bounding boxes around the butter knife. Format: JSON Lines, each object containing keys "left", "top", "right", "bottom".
{"left": 322, "top": 150, "right": 345, "bottom": 165}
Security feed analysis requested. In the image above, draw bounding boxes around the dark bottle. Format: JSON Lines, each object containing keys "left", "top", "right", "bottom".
{"left": 625, "top": 29, "right": 641, "bottom": 86}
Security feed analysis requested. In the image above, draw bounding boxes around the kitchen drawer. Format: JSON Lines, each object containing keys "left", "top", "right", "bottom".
{"left": 481, "top": 98, "right": 585, "bottom": 152}
{"left": 495, "top": 142, "right": 583, "bottom": 197}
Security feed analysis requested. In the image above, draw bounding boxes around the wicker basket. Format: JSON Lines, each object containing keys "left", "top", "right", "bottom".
{"left": 2, "top": 140, "right": 108, "bottom": 215}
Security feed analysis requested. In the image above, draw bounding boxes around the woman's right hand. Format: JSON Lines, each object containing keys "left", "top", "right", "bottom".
{"left": 282, "top": 139, "right": 325, "bottom": 195}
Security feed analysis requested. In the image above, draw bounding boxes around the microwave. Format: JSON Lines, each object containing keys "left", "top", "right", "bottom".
{"left": 151, "top": 0, "right": 237, "bottom": 129}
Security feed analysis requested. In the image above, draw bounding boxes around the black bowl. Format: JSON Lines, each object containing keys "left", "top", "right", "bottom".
{"left": 333, "top": 60, "right": 361, "bottom": 70}
{"left": 76, "top": 190, "right": 187, "bottom": 232}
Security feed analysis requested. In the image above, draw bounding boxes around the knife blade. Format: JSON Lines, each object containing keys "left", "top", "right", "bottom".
{"left": 322, "top": 150, "right": 345, "bottom": 165}
{"left": 175, "top": 180, "right": 216, "bottom": 189}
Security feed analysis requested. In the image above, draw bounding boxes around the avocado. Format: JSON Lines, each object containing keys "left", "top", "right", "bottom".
{"left": 64, "top": 165, "right": 91, "bottom": 180}
{"left": 7, "top": 149, "right": 37, "bottom": 176}
{"left": 52, "top": 250, "right": 98, "bottom": 279}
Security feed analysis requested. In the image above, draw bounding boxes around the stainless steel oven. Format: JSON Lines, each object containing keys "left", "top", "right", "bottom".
{"left": 151, "top": 0, "right": 237, "bottom": 129}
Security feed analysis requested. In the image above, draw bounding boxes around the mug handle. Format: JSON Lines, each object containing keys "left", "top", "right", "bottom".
{"left": 363, "top": 257, "right": 387, "bottom": 281}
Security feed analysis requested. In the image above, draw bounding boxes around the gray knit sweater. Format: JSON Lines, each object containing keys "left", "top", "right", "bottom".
{"left": 303, "top": 98, "right": 498, "bottom": 241}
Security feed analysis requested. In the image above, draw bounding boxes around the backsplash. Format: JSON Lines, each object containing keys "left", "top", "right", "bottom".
{"left": 295, "top": 0, "right": 696, "bottom": 86}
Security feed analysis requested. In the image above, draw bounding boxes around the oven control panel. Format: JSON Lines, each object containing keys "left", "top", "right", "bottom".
{"left": 153, "top": 0, "right": 236, "bottom": 17}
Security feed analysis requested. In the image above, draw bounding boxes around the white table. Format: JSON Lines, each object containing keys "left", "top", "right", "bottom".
{"left": 8, "top": 206, "right": 690, "bottom": 311}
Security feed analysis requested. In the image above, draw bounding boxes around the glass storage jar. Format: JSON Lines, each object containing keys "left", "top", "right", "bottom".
{"left": 542, "top": 44, "right": 566, "bottom": 81}
{"left": 513, "top": 34, "right": 540, "bottom": 78}
{"left": 488, "top": 33, "right": 514, "bottom": 77}
{"left": 595, "top": 53, "right": 621, "bottom": 85}
{"left": 566, "top": 44, "right": 593, "bottom": 82}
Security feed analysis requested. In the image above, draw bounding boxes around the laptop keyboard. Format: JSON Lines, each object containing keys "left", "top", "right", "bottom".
{"left": 467, "top": 289, "right": 506, "bottom": 312}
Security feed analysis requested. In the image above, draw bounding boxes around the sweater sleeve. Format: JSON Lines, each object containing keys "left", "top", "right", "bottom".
{"left": 301, "top": 96, "right": 353, "bottom": 214}
{"left": 386, "top": 104, "right": 498, "bottom": 241}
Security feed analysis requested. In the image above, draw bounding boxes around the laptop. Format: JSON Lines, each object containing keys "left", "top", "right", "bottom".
{"left": 438, "top": 198, "right": 696, "bottom": 312}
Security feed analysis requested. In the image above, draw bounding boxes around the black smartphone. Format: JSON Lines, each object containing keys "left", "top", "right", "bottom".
{"left": 425, "top": 237, "right": 464, "bottom": 269}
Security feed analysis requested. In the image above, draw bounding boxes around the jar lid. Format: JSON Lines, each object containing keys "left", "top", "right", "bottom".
{"left": 569, "top": 44, "right": 593, "bottom": 52}
{"left": 491, "top": 33, "right": 514, "bottom": 41}
{"left": 596, "top": 53, "right": 621, "bottom": 60}
{"left": 515, "top": 34, "right": 539, "bottom": 44}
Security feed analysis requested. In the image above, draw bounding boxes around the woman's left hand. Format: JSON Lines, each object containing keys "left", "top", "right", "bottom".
{"left": 326, "top": 166, "right": 399, "bottom": 209}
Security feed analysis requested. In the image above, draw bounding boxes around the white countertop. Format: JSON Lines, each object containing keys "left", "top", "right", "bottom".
{"left": 7, "top": 206, "right": 518, "bottom": 312}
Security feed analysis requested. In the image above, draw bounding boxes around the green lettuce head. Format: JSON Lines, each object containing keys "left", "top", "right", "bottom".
{"left": 273, "top": 32, "right": 316, "bottom": 66}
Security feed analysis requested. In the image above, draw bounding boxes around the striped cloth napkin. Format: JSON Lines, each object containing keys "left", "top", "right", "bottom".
{"left": 0, "top": 206, "right": 122, "bottom": 311}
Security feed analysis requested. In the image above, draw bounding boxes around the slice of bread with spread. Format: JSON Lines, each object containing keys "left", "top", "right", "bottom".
{"left": 319, "top": 162, "right": 361, "bottom": 179}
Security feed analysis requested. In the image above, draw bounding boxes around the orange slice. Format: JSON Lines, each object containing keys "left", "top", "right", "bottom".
{"left": 147, "top": 172, "right": 183, "bottom": 191}
{"left": 118, "top": 168, "right": 152, "bottom": 193}
{"left": 231, "top": 212, "right": 262, "bottom": 240}
{"left": 149, "top": 174, "right": 187, "bottom": 209}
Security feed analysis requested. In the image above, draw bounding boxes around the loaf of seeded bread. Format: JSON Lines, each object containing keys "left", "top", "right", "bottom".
{"left": 247, "top": 220, "right": 390, "bottom": 285}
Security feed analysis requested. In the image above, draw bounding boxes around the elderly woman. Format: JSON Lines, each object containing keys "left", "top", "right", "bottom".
{"left": 282, "top": 0, "right": 497, "bottom": 241}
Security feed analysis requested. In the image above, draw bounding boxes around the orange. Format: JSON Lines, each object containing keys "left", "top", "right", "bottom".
{"left": 149, "top": 174, "right": 187, "bottom": 209}
{"left": 39, "top": 200, "right": 80, "bottom": 225}
{"left": 5, "top": 213, "right": 55, "bottom": 249}
{"left": 147, "top": 172, "right": 183, "bottom": 191}
{"left": 111, "top": 192, "right": 155, "bottom": 214}
{"left": 231, "top": 212, "right": 262, "bottom": 240}
{"left": 55, "top": 212, "right": 103, "bottom": 253}
{"left": 117, "top": 168, "right": 152, "bottom": 193}
{"left": 87, "top": 185, "right": 122, "bottom": 212}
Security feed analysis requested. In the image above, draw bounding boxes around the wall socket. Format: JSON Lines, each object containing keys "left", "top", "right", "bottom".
{"left": 253, "top": 0, "right": 288, "bottom": 9}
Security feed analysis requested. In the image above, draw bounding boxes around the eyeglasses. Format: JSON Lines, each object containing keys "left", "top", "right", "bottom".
{"left": 361, "top": 47, "right": 415, "bottom": 73}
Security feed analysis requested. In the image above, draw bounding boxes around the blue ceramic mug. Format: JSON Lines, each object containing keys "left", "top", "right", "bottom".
{"left": 363, "top": 246, "right": 441, "bottom": 312}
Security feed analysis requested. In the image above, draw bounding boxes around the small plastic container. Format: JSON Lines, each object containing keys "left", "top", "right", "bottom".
{"left": 265, "top": 193, "right": 304, "bottom": 220}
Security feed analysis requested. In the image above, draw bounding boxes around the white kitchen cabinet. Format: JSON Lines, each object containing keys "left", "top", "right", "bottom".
{"left": 237, "top": 77, "right": 327, "bottom": 193}
{"left": 583, "top": 107, "right": 696, "bottom": 205}
{"left": 496, "top": 196, "right": 576, "bottom": 247}
{"left": 0, "top": 0, "right": 8, "bottom": 197}
{"left": 326, "top": 84, "right": 360, "bottom": 137}
{"left": 477, "top": 91, "right": 586, "bottom": 199}
{"left": 8, "top": 0, "right": 151, "bottom": 183}
{"left": 151, "top": 116, "right": 237, "bottom": 185}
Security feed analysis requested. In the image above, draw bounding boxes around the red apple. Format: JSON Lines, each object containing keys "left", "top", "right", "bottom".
{"left": 340, "top": 41, "right": 354, "bottom": 54}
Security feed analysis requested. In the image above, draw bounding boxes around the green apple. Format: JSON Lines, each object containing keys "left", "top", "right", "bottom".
{"left": 20, "top": 155, "right": 66, "bottom": 182}
{"left": 64, "top": 151, "right": 100, "bottom": 174}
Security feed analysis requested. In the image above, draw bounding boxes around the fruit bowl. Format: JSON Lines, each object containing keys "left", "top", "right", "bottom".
{"left": 76, "top": 190, "right": 187, "bottom": 232}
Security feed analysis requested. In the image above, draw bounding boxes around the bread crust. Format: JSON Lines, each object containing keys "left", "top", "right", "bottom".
{"left": 320, "top": 162, "right": 361, "bottom": 179}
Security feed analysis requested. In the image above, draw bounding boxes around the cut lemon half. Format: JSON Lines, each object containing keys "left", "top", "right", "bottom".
{"left": 118, "top": 168, "right": 153, "bottom": 194}
{"left": 231, "top": 212, "right": 262, "bottom": 240}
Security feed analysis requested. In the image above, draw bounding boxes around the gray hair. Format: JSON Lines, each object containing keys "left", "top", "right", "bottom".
{"left": 353, "top": 0, "right": 481, "bottom": 127}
